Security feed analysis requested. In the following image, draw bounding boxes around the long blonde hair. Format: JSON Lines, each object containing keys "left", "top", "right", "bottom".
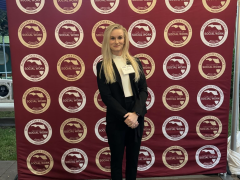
{"left": 100, "top": 24, "right": 141, "bottom": 84}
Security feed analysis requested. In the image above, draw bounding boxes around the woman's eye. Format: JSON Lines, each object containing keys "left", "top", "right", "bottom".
{"left": 118, "top": 37, "right": 123, "bottom": 40}
{"left": 110, "top": 37, "right": 115, "bottom": 40}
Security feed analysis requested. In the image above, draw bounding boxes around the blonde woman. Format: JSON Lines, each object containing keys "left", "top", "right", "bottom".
{"left": 96, "top": 24, "right": 148, "bottom": 180}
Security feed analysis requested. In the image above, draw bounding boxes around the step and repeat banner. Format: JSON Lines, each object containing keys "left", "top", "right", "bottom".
{"left": 6, "top": 0, "right": 237, "bottom": 179}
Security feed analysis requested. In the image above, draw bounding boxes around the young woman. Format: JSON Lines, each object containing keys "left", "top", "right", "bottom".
{"left": 96, "top": 23, "right": 148, "bottom": 180}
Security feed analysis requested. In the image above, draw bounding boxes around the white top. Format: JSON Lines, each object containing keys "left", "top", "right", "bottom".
{"left": 112, "top": 55, "right": 133, "bottom": 97}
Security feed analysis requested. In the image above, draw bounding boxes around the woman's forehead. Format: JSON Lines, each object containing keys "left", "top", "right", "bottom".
{"left": 110, "top": 29, "right": 124, "bottom": 36}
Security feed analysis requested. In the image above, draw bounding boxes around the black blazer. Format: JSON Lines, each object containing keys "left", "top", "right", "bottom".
{"left": 96, "top": 58, "right": 148, "bottom": 123}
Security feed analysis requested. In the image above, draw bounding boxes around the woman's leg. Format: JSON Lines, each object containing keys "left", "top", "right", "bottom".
{"left": 125, "top": 117, "right": 144, "bottom": 180}
{"left": 106, "top": 122, "right": 127, "bottom": 180}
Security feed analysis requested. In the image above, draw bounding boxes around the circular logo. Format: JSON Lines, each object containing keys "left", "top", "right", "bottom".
{"left": 91, "top": 0, "right": 119, "bottom": 14}
{"left": 60, "top": 118, "right": 87, "bottom": 143}
{"left": 27, "top": 150, "right": 54, "bottom": 175}
{"left": 138, "top": 146, "right": 155, "bottom": 171}
{"left": 200, "top": 19, "right": 228, "bottom": 47}
{"left": 165, "top": 0, "right": 194, "bottom": 13}
{"left": 92, "top": 20, "right": 114, "bottom": 47}
{"left": 199, "top": 53, "right": 226, "bottom": 80}
{"left": 61, "top": 148, "right": 88, "bottom": 173}
{"left": 55, "top": 20, "right": 84, "bottom": 49}
{"left": 196, "top": 145, "right": 221, "bottom": 168}
{"left": 96, "top": 147, "right": 111, "bottom": 172}
{"left": 128, "top": 20, "right": 156, "bottom": 48}
{"left": 202, "top": 0, "right": 230, "bottom": 13}
{"left": 163, "top": 53, "right": 190, "bottom": 80}
{"left": 0, "top": 83, "right": 10, "bottom": 99}
{"left": 162, "top": 146, "right": 188, "bottom": 170}
{"left": 24, "top": 119, "right": 52, "bottom": 145}
{"left": 22, "top": 87, "right": 51, "bottom": 114}
{"left": 196, "top": 116, "right": 222, "bottom": 140}
{"left": 197, "top": 85, "right": 224, "bottom": 111}
{"left": 142, "top": 117, "right": 155, "bottom": 141}
{"left": 93, "top": 55, "right": 103, "bottom": 76}
{"left": 20, "top": 54, "right": 49, "bottom": 82}
{"left": 164, "top": 19, "right": 192, "bottom": 48}
{"left": 146, "top": 87, "right": 155, "bottom": 110}
{"left": 59, "top": 87, "right": 86, "bottom": 113}
{"left": 94, "top": 89, "right": 106, "bottom": 112}
{"left": 134, "top": 54, "right": 155, "bottom": 79}
{"left": 162, "top": 85, "right": 189, "bottom": 111}
{"left": 95, "top": 117, "right": 108, "bottom": 142}
{"left": 162, "top": 116, "right": 189, "bottom": 141}
{"left": 16, "top": 0, "right": 45, "bottom": 14}
{"left": 128, "top": 0, "right": 156, "bottom": 14}
{"left": 18, "top": 20, "right": 47, "bottom": 48}
{"left": 57, "top": 54, "right": 85, "bottom": 81}
{"left": 53, "top": 0, "right": 82, "bottom": 14}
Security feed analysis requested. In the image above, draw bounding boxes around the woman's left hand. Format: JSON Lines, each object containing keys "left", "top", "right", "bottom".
{"left": 124, "top": 112, "right": 138, "bottom": 128}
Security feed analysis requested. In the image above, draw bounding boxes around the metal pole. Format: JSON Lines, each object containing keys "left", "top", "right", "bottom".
{"left": 2, "top": 36, "right": 7, "bottom": 79}
{"left": 231, "top": 0, "right": 240, "bottom": 151}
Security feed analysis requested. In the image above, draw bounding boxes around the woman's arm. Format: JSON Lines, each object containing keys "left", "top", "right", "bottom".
{"left": 131, "top": 58, "right": 148, "bottom": 117}
{"left": 96, "top": 62, "right": 128, "bottom": 119}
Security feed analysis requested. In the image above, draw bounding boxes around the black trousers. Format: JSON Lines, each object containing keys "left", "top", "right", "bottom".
{"left": 106, "top": 97, "right": 144, "bottom": 180}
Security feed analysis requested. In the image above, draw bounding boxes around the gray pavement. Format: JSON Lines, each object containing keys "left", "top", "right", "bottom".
{"left": 0, "top": 161, "right": 238, "bottom": 180}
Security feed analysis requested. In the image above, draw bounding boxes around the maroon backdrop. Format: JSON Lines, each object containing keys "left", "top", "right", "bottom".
{"left": 6, "top": 0, "right": 237, "bottom": 179}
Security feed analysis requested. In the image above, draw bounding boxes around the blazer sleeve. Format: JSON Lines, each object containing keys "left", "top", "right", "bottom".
{"left": 131, "top": 58, "right": 148, "bottom": 117}
{"left": 96, "top": 62, "right": 128, "bottom": 119}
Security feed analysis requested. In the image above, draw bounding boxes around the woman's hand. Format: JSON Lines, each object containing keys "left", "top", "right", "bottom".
{"left": 124, "top": 112, "right": 139, "bottom": 129}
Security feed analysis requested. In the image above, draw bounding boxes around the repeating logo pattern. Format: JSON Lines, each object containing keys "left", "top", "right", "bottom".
{"left": 60, "top": 118, "right": 87, "bottom": 143}
{"left": 57, "top": 54, "right": 85, "bottom": 81}
{"left": 55, "top": 20, "right": 84, "bottom": 49}
{"left": 91, "top": 0, "right": 120, "bottom": 14}
{"left": 197, "top": 85, "right": 224, "bottom": 111}
{"left": 18, "top": 20, "right": 47, "bottom": 48}
{"left": 196, "top": 116, "right": 222, "bottom": 140}
{"left": 134, "top": 54, "right": 155, "bottom": 79}
{"left": 142, "top": 117, "right": 155, "bottom": 141}
{"left": 202, "top": 0, "right": 230, "bottom": 13}
{"left": 199, "top": 53, "right": 226, "bottom": 80}
{"left": 162, "top": 85, "right": 189, "bottom": 111}
{"left": 22, "top": 87, "right": 51, "bottom": 114}
{"left": 27, "top": 150, "right": 54, "bottom": 175}
{"left": 162, "top": 116, "right": 189, "bottom": 141}
{"left": 128, "top": 19, "right": 156, "bottom": 48}
{"left": 96, "top": 147, "right": 111, "bottom": 172}
{"left": 61, "top": 148, "right": 88, "bottom": 173}
{"left": 162, "top": 146, "right": 188, "bottom": 170}
{"left": 200, "top": 19, "right": 228, "bottom": 47}
{"left": 20, "top": 54, "right": 49, "bottom": 82}
{"left": 146, "top": 87, "right": 155, "bottom": 110}
{"left": 53, "top": 0, "right": 82, "bottom": 14}
{"left": 128, "top": 0, "right": 157, "bottom": 14}
{"left": 16, "top": 0, "right": 45, "bottom": 14}
{"left": 195, "top": 145, "right": 221, "bottom": 168}
{"left": 163, "top": 53, "right": 190, "bottom": 80}
{"left": 24, "top": 119, "right": 52, "bottom": 145}
{"left": 165, "top": 0, "right": 194, "bottom": 13}
{"left": 59, "top": 87, "right": 86, "bottom": 113}
{"left": 93, "top": 55, "right": 103, "bottom": 76}
{"left": 95, "top": 117, "right": 108, "bottom": 142}
{"left": 164, "top": 19, "right": 192, "bottom": 47}
{"left": 138, "top": 146, "right": 155, "bottom": 171}
{"left": 94, "top": 89, "right": 106, "bottom": 112}
{"left": 92, "top": 20, "right": 114, "bottom": 47}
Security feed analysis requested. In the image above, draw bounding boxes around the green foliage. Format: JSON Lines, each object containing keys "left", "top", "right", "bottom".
{"left": 0, "top": 9, "right": 8, "bottom": 36}
{"left": 0, "top": 127, "right": 16, "bottom": 160}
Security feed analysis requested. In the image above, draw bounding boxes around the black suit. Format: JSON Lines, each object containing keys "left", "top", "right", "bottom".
{"left": 97, "top": 58, "right": 148, "bottom": 180}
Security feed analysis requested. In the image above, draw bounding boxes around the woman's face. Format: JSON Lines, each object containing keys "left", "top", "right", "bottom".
{"left": 109, "top": 29, "right": 125, "bottom": 56}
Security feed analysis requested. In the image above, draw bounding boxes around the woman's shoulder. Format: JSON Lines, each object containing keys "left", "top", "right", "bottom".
{"left": 97, "top": 61, "right": 103, "bottom": 69}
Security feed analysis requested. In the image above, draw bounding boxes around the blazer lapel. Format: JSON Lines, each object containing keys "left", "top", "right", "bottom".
{"left": 127, "top": 60, "right": 138, "bottom": 95}
{"left": 112, "top": 60, "right": 123, "bottom": 90}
